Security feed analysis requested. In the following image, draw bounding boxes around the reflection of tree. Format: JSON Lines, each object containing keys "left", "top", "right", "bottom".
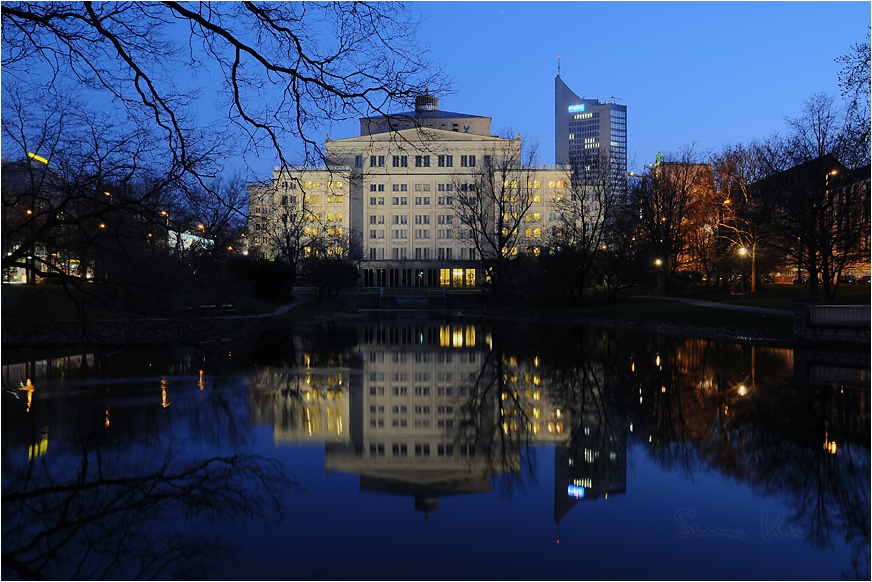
{"left": 2, "top": 431, "right": 298, "bottom": 580}
{"left": 624, "top": 332, "right": 869, "bottom": 579}
{"left": 553, "top": 329, "right": 625, "bottom": 501}
{"left": 709, "top": 382, "right": 870, "bottom": 580}
{"left": 456, "top": 344, "right": 537, "bottom": 498}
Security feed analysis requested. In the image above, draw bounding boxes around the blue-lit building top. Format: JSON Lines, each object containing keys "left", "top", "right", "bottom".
{"left": 555, "top": 76, "right": 627, "bottom": 188}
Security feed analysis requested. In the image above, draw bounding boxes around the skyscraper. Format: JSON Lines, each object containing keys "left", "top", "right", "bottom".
{"left": 555, "top": 75, "right": 627, "bottom": 187}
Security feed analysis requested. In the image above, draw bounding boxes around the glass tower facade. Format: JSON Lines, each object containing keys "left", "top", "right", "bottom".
{"left": 555, "top": 76, "right": 627, "bottom": 195}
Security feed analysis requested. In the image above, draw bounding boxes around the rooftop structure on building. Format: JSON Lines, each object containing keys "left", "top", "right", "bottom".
{"left": 249, "top": 94, "right": 584, "bottom": 290}
{"left": 555, "top": 74, "right": 627, "bottom": 196}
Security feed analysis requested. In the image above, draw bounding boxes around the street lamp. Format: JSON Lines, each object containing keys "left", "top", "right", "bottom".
{"left": 655, "top": 258, "right": 663, "bottom": 294}
{"left": 739, "top": 247, "right": 747, "bottom": 302}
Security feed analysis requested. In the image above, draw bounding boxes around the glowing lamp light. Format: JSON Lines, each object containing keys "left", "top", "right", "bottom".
{"left": 738, "top": 385, "right": 747, "bottom": 396}
{"left": 567, "top": 485, "right": 585, "bottom": 499}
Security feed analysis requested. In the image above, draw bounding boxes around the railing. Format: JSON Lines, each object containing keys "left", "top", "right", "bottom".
{"left": 371, "top": 287, "right": 446, "bottom": 296}
{"left": 809, "top": 305, "right": 871, "bottom": 327}
{"left": 809, "top": 364, "right": 869, "bottom": 388}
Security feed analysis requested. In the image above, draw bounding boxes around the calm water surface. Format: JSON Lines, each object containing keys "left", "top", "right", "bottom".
{"left": 2, "top": 319, "right": 869, "bottom": 580}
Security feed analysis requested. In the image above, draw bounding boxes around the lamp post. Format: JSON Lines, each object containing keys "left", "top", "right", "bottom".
{"left": 655, "top": 258, "right": 663, "bottom": 294}
{"left": 739, "top": 247, "right": 747, "bottom": 302}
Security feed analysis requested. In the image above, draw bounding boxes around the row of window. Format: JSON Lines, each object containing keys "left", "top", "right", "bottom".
{"left": 369, "top": 404, "right": 455, "bottom": 415}
{"left": 367, "top": 442, "right": 473, "bottom": 457}
{"left": 279, "top": 181, "right": 343, "bottom": 190}
{"left": 369, "top": 228, "right": 464, "bottom": 240}
{"left": 367, "top": 183, "right": 476, "bottom": 194}
{"left": 368, "top": 195, "right": 471, "bottom": 207}
{"left": 365, "top": 247, "right": 478, "bottom": 261}
{"left": 360, "top": 154, "right": 483, "bottom": 168}
{"left": 369, "top": 384, "right": 463, "bottom": 393}
{"left": 272, "top": 193, "right": 344, "bottom": 205}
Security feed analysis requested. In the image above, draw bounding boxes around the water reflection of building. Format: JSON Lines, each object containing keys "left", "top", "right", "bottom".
{"left": 248, "top": 322, "right": 574, "bottom": 516}
{"left": 326, "top": 322, "right": 495, "bottom": 517}
{"left": 554, "top": 422, "right": 627, "bottom": 524}
{"left": 553, "top": 368, "right": 627, "bottom": 525}
{"left": 248, "top": 368, "right": 351, "bottom": 445}
{"left": 500, "top": 353, "right": 571, "bottom": 441}
{"left": 2, "top": 354, "right": 96, "bottom": 389}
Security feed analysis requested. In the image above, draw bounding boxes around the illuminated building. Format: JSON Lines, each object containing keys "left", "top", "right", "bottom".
{"left": 248, "top": 95, "right": 570, "bottom": 288}
{"left": 555, "top": 74, "right": 627, "bottom": 196}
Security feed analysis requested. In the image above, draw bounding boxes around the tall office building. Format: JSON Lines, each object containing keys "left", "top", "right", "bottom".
{"left": 555, "top": 75, "right": 627, "bottom": 189}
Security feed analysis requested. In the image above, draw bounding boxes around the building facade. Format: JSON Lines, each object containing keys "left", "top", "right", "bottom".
{"left": 249, "top": 96, "right": 572, "bottom": 288}
{"left": 555, "top": 76, "right": 627, "bottom": 194}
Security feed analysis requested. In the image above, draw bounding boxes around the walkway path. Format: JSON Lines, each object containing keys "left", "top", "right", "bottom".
{"left": 635, "top": 295, "right": 792, "bottom": 316}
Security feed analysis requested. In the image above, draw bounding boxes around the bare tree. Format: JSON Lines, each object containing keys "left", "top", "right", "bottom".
{"left": 549, "top": 150, "right": 621, "bottom": 302}
{"left": 711, "top": 142, "right": 779, "bottom": 292}
{"left": 1, "top": 2, "right": 447, "bottom": 173}
{"left": 836, "top": 27, "right": 871, "bottom": 168}
{"left": 184, "top": 173, "right": 249, "bottom": 256}
{"left": 453, "top": 134, "right": 538, "bottom": 298}
{"left": 761, "top": 94, "right": 871, "bottom": 300}
{"left": 1, "top": 84, "right": 192, "bottom": 292}
{"left": 633, "top": 147, "right": 712, "bottom": 293}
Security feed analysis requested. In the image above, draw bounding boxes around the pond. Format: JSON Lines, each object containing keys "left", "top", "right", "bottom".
{"left": 2, "top": 318, "right": 869, "bottom": 580}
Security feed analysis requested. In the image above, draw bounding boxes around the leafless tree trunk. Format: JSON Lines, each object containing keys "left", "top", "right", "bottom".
{"left": 634, "top": 147, "right": 710, "bottom": 294}
{"left": 453, "top": 133, "right": 538, "bottom": 298}
{"left": 551, "top": 150, "right": 621, "bottom": 301}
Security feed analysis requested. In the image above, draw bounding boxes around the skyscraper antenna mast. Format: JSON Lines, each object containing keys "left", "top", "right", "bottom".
{"left": 557, "top": 55, "right": 561, "bottom": 76}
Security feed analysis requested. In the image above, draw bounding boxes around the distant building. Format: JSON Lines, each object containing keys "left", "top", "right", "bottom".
{"left": 555, "top": 75, "right": 627, "bottom": 195}
{"left": 248, "top": 95, "right": 572, "bottom": 288}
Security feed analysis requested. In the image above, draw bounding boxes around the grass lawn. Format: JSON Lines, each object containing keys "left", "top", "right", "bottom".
{"left": 1, "top": 284, "right": 116, "bottom": 321}
{"left": 503, "top": 295, "right": 795, "bottom": 340}
{"left": 9, "top": 280, "right": 864, "bottom": 345}
{"left": 681, "top": 283, "right": 871, "bottom": 311}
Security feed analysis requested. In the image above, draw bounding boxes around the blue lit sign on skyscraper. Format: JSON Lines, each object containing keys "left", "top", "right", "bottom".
{"left": 568, "top": 104, "right": 585, "bottom": 113}
{"left": 567, "top": 485, "right": 585, "bottom": 498}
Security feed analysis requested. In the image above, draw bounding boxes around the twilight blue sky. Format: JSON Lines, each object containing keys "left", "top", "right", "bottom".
{"left": 321, "top": 1, "right": 868, "bottom": 172}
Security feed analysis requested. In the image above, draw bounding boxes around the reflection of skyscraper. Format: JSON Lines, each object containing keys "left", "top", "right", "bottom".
{"left": 553, "top": 404, "right": 627, "bottom": 525}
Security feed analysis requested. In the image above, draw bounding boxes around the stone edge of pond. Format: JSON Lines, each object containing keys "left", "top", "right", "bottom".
{"left": 1, "top": 308, "right": 790, "bottom": 351}
{"left": 453, "top": 310, "right": 793, "bottom": 345}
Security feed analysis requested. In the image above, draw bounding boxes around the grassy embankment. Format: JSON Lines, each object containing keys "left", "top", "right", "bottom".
{"left": 479, "top": 284, "right": 870, "bottom": 342}
{"left": 0, "top": 284, "right": 351, "bottom": 353}
{"left": 2, "top": 282, "right": 869, "bottom": 349}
